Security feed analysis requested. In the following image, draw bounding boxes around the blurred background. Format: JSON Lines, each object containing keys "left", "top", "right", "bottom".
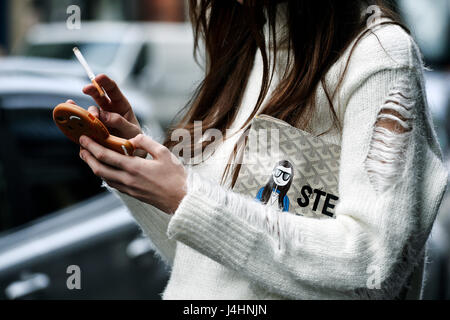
{"left": 0, "top": 0, "right": 448, "bottom": 300}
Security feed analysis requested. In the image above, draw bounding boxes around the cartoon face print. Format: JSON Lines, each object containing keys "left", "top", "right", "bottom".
{"left": 256, "top": 160, "right": 294, "bottom": 212}
{"left": 272, "top": 165, "right": 293, "bottom": 187}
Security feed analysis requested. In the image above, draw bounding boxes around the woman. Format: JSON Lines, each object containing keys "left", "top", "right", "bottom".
{"left": 256, "top": 160, "right": 294, "bottom": 212}
{"left": 73, "top": 0, "right": 448, "bottom": 299}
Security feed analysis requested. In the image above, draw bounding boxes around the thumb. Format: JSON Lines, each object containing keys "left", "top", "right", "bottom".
{"left": 130, "top": 134, "right": 168, "bottom": 160}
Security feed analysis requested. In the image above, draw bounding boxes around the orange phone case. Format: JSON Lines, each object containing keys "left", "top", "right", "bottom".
{"left": 53, "top": 103, "right": 134, "bottom": 156}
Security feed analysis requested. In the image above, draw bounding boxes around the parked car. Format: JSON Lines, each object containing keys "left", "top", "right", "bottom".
{"left": 0, "top": 193, "right": 169, "bottom": 300}
{"left": 0, "top": 71, "right": 169, "bottom": 299}
{"left": 13, "top": 22, "right": 204, "bottom": 128}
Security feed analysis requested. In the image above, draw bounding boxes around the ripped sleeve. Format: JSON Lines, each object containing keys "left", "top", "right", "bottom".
{"left": 365, "top": 77, "right": 417, "bottom": 193}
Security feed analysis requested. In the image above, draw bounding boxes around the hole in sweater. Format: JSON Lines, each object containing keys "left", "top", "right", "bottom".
{"left": 365, "top": 85, "right": 415, "bottom": 193}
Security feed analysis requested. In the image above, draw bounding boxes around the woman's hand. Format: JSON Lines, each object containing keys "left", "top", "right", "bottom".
{"left": 67, "top": 74, "right": 147, "bottom": 157}
{"left": 79, "top": 134, "right": 187, "bottom": 214}
{"left": 82, "top": 74, "right": 141, "bottom": 138}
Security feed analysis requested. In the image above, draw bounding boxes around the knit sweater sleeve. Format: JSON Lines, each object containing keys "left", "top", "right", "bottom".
{"left": 104, "top": 158, "right": 177, "bottom": 266}
{"left": 165, "top": 27, "right": 448, "bottom": 299}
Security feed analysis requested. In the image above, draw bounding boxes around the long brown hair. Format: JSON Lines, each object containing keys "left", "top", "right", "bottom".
{"left": 164, "top": 0, "right": 407, "bottom": 186}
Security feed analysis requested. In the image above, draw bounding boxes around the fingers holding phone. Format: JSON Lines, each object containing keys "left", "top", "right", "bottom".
{"left": 96, "top": 107, "right": 147, "bottom": 158}
{"left": 96, "top": 108, "right": 142, "bottom": 140}
{"left": 82, "top": 74, "right": 134, "bottom": 118}
{"left": 64, "top": 100, "right": 147, "bottom": 158}
{"left": 81, "top": 74, "right": 143, "bottom": 136}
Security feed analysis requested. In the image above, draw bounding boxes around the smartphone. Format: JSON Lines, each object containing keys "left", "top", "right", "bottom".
{"left": 53, "top": 103, "right": 134, "bottom": 156}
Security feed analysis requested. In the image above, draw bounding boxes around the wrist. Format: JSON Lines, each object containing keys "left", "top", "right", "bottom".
{"left": 168, "top": 168, "right": 188, "bottom": 214}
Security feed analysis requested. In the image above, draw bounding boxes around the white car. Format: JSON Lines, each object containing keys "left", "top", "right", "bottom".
{"left": 0, "top": 68, "right": 163, "bottom": 138}
{"left": 12, "top": 22, "right": 204, "bottom": 128}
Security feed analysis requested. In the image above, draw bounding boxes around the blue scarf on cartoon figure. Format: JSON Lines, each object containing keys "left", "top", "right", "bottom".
{"left": 256, "top": 187, "right": 290, "bottom": 212}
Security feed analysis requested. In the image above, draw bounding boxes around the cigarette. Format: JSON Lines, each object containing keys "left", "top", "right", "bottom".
{"left": 73, "top": 47, "right": 105, "bottom": 97}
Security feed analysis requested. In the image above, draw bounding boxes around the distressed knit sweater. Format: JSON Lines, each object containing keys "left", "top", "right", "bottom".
{"left": 107, "top": 22, "right": 448, "bottom": 299}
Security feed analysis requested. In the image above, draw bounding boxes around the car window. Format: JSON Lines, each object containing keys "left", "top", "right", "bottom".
{"left": 0, "top": 95, "right": 105, "bottom": 234}
{"left": 0, "top": 161, "right": 11, "bottom": 230}
{"left": 23, "top": 42, "right": 120, "bottom": 68}
{"left": 131, "top": 44, "right": 148, "bottom": 78}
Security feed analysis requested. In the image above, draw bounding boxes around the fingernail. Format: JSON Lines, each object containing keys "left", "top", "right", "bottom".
{"left": 79, "top": 151, "right": 84, "bottom": 160}
{"left": 79, "top": 136, "right": 86, "bottom": 145}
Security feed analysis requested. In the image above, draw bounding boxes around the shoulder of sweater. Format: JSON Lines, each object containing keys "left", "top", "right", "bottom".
{"left": 350, "top": 23, "right": 417, "bottom": 68}
{"left": 328, "top": 23, "right": 424, "bottom": 97}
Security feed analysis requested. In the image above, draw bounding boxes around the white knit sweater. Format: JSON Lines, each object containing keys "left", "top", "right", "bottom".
{"left": 108, "top": 23, "right": 448, "bottom": 299}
